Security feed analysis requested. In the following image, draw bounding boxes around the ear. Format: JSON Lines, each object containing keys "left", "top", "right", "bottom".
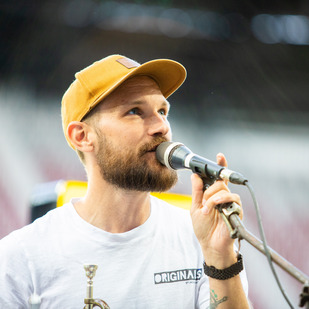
{"left": 67, "top": 121, "right": 95, "bottom": 152}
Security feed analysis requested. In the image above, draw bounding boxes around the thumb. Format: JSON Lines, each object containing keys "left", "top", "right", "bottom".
{"left": 191, "top": 173, "right": 204, "bottom": 212}
{"left": 216, "top": 152, "right": 228, "bottom": 167}
{"left": 217, "top": 153, "right": 229, "bottom": 185}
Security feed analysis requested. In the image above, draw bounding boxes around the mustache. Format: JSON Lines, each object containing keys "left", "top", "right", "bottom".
{"left": 138, "top": 136, "right": 169, "bottom": 156}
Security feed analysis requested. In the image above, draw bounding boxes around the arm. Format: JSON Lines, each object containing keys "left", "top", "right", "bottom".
{"left": 190, "top": 153, "right": 250, "bottom": 309}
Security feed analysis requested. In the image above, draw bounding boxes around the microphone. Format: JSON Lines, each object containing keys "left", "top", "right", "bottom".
{"left": 156, "top": 141, "right": 247, "bottom": 185}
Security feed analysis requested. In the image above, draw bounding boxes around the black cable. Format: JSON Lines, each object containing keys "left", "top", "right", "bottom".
{"left": 245, "top": 181, "right": 295, "bottom": 309}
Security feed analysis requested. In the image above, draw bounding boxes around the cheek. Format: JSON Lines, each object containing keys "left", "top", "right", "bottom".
{"left": 121, "top": 130, "right": 143, "bottom": 141}
{"left": 113, "top": 130, "right": 145, "bottom": 151}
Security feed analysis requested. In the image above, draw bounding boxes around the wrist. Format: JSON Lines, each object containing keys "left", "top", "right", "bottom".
{"left": 203, "top": 247, "right": 237, "bottom": 269}
{"left": 203, "top": 253, "right": 243, "bottom": 280}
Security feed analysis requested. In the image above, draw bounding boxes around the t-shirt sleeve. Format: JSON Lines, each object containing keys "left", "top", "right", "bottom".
{"left": 0, "top": 232, "right": 33, "bottom": 308}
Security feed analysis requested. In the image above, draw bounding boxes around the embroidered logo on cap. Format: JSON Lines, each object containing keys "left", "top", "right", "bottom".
{"left": 116, "top": 57, "right": 140, "bottom": 69}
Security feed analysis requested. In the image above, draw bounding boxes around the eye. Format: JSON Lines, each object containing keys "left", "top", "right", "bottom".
{"left": 158, "top": 108, "right": 168, "bottom": 116}
{"left": 127, "top": 107, "right": 141, "bottom": 115}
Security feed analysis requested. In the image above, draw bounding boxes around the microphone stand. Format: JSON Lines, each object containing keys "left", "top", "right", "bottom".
{"left": 217, "top": 202, "right": 309, "bottom": 308}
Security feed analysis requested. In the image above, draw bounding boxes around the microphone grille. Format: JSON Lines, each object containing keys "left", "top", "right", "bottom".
{"left": 167, "top": 144, "right": 182, "bottom": 167}
{"left": 156, "top": 141, "right": 183, "bottom": 169}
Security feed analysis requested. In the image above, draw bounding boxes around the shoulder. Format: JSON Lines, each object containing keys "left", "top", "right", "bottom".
{"left": 0, "top": 203, "right": 72, "bottom": 252}
{"left": 0, "top": 204, "right": 73, "bottom": 307}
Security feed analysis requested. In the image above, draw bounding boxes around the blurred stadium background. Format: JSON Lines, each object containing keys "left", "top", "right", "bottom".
{"left": 1, "top": 0, "right": 309, "bottom": 308}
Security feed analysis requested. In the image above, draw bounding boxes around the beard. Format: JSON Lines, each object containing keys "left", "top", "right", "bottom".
{"left": 94, "top": 133, "right": 178, "bottom": 192}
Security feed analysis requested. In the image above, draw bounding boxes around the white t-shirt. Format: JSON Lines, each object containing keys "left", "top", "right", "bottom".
{"left": 0, "top": 196, "right": 248, "bottom": 308}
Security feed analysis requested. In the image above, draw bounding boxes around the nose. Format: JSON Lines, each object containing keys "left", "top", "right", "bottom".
{"left": 147, "top": 113, "right": 170, "bottom": 137}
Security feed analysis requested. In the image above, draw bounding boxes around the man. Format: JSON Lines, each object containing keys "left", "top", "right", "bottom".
{"left": 0, "top": 54, "right": 250, "bottom": 308}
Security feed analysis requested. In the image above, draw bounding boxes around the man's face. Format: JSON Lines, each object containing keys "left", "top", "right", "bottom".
{"left": 91, "top": 76, "right": 178, "bottom": 192}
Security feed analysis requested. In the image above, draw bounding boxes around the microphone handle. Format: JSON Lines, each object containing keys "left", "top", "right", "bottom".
{"left": 200, "top": 175, "right": 215, "bottom": 191}
{"left": 187, "top": 154, "right": 224, "bottom": 190}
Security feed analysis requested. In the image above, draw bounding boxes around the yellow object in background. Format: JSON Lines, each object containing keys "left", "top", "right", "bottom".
{"left": 56, "top": 180, "right": 191, "bottom": 210}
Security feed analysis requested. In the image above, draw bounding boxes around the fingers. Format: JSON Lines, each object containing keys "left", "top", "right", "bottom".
{"left": 191, "top": 173, "right": 242, "bottom": 217}
{"left": 191, "top": 173, "right": 204, "bottom": 212}
{"left": 202, "top": 190, "right": 242, "bottom": 215}
{"left": 204, "top": 180, "right": 241, "bottom": 212}
{"left": 203, "top": 179, "right": 230, "bottom": 199}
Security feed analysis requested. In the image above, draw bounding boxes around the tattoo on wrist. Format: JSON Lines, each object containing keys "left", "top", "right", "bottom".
{"left": 207, "top": 289, "right": 228, "bottom": 309}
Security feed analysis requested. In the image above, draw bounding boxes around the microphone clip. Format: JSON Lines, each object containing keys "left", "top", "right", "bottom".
{"left": 215, "top": 202, "right": 242, "bottom": 239}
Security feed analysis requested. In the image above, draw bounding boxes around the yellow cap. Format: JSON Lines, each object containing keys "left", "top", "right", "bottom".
{"left": 61, "top": 54, "right": 187, "bottom": 149}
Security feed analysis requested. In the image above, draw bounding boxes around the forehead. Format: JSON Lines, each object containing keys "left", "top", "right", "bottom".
{"left": 118, "top": 75, "right": 161, "bottom": 93}
{"left": 101, "top": 75, "right": 168, "bottom": 107}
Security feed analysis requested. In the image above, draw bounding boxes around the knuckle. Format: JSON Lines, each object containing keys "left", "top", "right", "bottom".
{"left": 233, "top": 193, "right": 241, "bottom": 204}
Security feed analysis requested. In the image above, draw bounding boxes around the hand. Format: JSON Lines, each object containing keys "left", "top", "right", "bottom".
{"left": 190, "top": 153, "right": 243, "bottom": 267}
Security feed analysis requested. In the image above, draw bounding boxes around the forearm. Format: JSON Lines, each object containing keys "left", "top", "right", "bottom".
{"left": 190, "top": 168, "right": 250, "bottom": 308}
{"left": 204, "top": 251, "right": 250, "bottom": 309}
{"left": 208, "top": 275, "right": 249, "bottom": 309}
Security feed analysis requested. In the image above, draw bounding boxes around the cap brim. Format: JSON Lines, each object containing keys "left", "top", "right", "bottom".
{"left": 89, "top": 58, "right": 187, "bottom": 112}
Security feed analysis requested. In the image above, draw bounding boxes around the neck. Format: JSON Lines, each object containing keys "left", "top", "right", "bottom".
{"left": 73, "top": 176, "right": 151, "bottom": 233}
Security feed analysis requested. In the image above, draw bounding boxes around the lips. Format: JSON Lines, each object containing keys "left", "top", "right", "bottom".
{"left": 148, "top": 144, "right": 159, "bottom": 152}
{"left": 139, "top": 138, "right": 169, "bottom": 156}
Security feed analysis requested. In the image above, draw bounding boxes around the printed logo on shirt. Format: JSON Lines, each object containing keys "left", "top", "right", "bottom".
{"left": 154, "top": 268, "right": 202, "bottom": 284}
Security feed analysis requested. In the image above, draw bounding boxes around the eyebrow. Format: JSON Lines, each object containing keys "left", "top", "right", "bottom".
{"left": 125, "top": 100, "right": 170, "bottom": 109}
